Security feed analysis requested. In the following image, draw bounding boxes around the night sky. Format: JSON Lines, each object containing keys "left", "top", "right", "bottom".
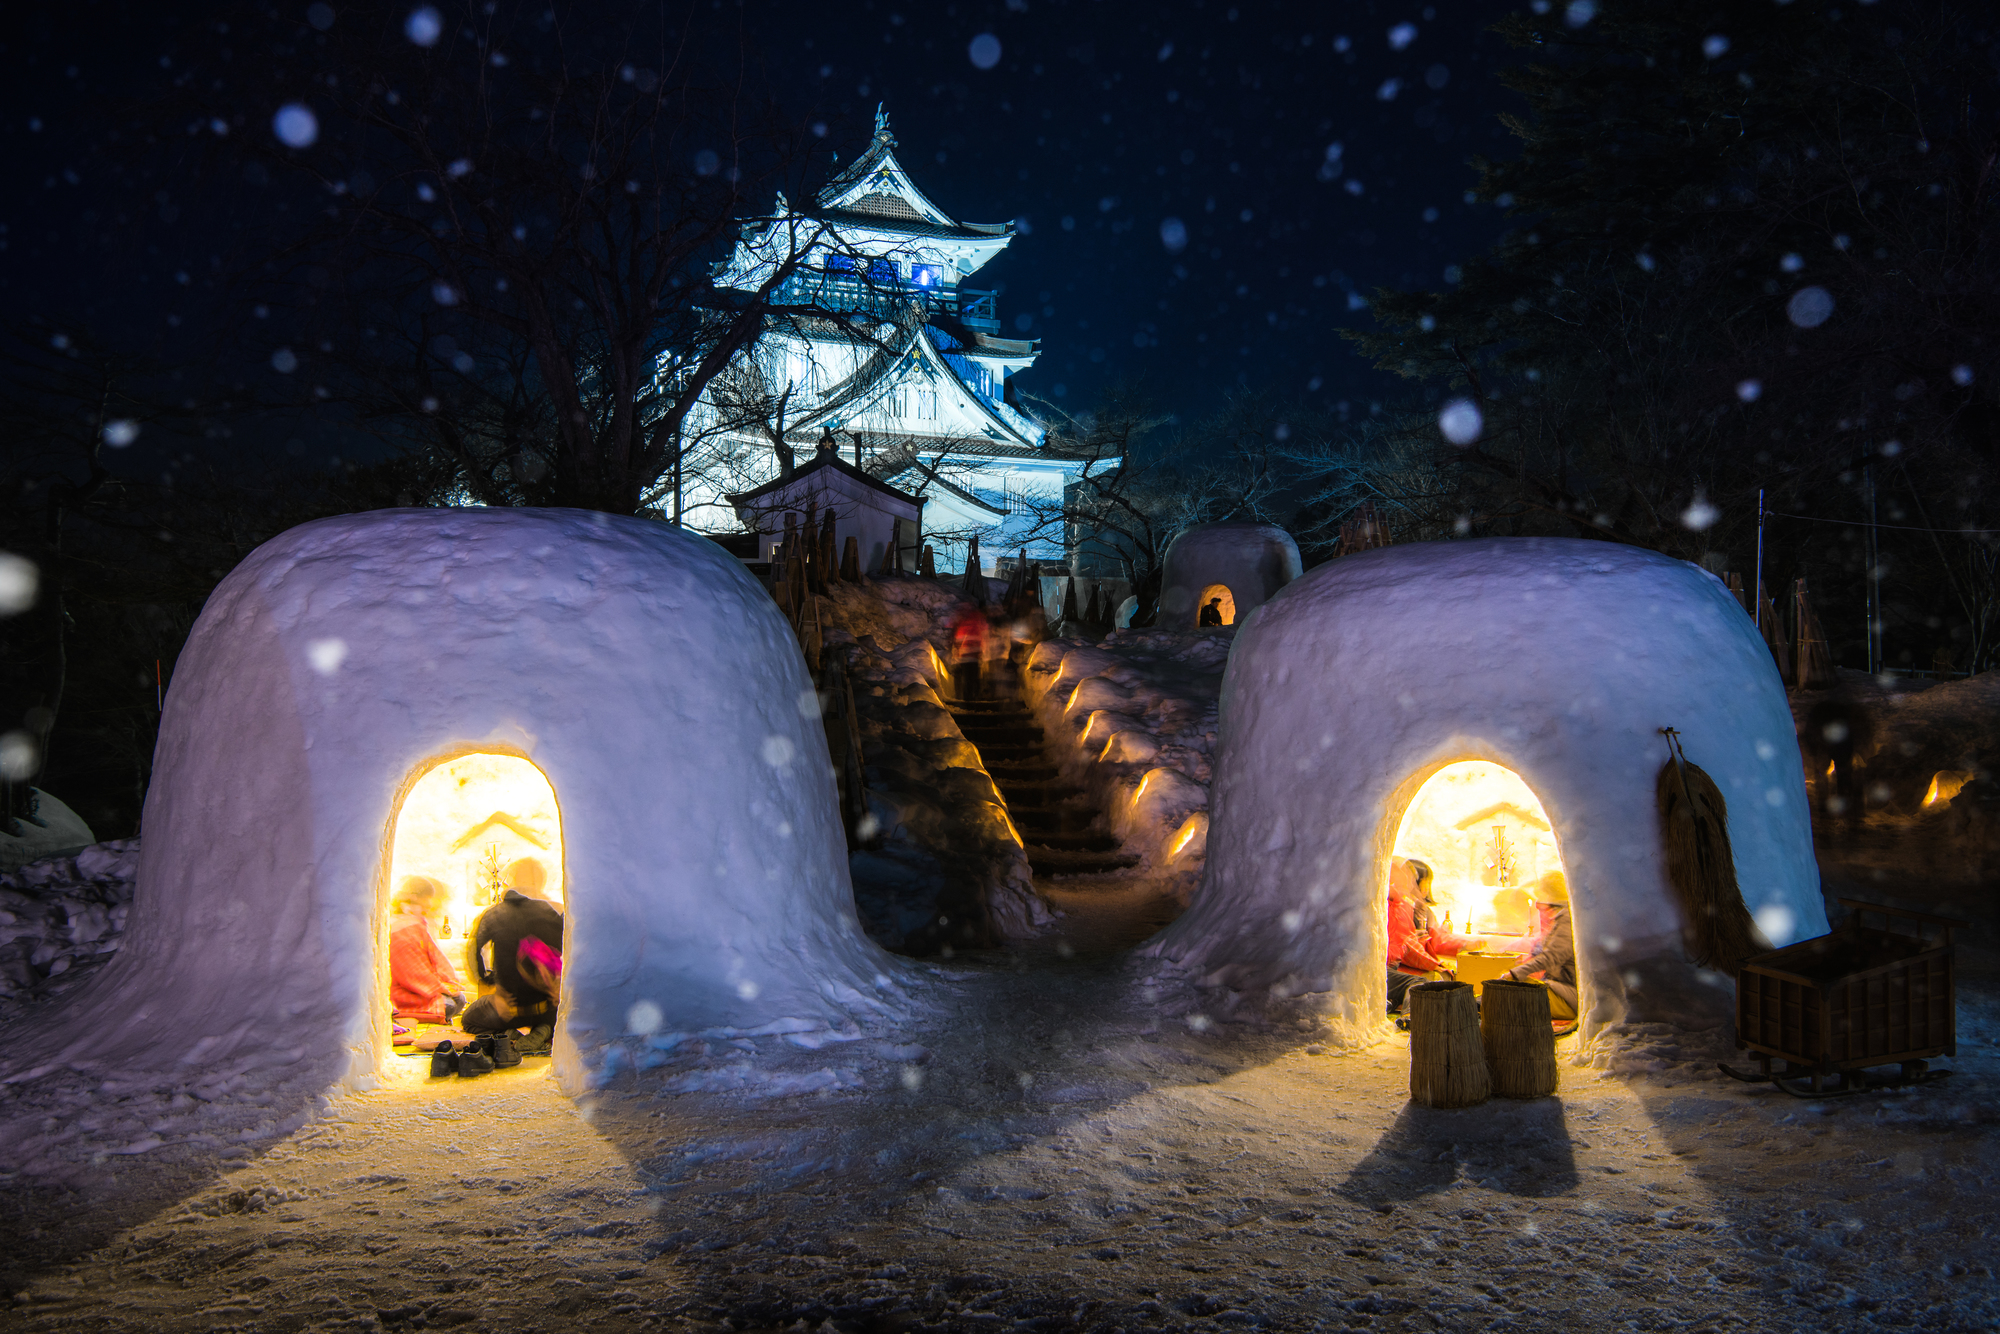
{"left": 3, "top": 0, "right": 1521, "bottom": 440}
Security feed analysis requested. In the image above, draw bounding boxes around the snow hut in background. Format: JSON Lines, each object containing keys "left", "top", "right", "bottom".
{"left": 1142, "top": 538, "right": 1824, "bottom": 1046}
{"left": 3, "top": 509, "right": 902, "bottom": 1097}
{"left": 1157, "top": 522, "right": 1302, "bottom": 629}
{"left": 729, "top": 450, "right": 925, "bottom": 573}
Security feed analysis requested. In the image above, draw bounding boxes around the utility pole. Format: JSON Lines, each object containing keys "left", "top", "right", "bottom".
{"left": 1754, "top": 489, "right": 1766, "bottom": 632}
{"left": 1864, "top": 459, "right": 1882, "bottom": 674}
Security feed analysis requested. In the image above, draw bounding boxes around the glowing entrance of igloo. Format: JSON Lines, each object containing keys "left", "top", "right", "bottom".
{"left": 1390, "top": 761, "right": 1579, "bottom": 1017}
{"left": 388, "top": 751, "right": 565, "bottom": 933}
{"left": 1197, "top": 584, "right": 1237, "bottom": 627}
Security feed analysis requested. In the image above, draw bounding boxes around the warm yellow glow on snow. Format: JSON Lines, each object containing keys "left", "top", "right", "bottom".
{"left": 1196, "top": 583, "right": 1236, "bottom": 626}
{"left": 1391, "top": 760, "right": 1563, "bottom": 935}
{"left": 1923, "top": 770, "right": 1973, "bottom": 808}
{"left": 389, "top": 752, "right": 564, "bottom": 943}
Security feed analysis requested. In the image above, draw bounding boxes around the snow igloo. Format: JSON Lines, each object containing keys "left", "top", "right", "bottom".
{"left": 1158, "top": 522, "right": 1303, "bottom": 630}
{"left": 2, "top": 509, "right": 901, "bottom": 1096}
{"left": 1143, "top": 537, "right": 1826, "bottom": 1045}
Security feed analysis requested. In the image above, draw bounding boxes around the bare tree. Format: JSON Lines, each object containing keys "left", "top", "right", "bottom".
{"left": 177, "top": 1, "right": 866, "bottom": 515}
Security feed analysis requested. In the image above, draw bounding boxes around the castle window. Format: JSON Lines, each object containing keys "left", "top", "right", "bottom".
{"left": 911, "top": 264, "right": 942, "bottom": 289}
{"left": 917, "top": 390, "right": 938, "bottom": 419}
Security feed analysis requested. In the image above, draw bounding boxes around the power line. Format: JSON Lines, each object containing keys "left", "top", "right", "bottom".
{"left": 1764, "top": 510, "right": 2000, "bottom": 536}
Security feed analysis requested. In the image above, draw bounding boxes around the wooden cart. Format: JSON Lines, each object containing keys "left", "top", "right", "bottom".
{"left": 1722, "top": 898, "right": 1962, "bottom": 1096}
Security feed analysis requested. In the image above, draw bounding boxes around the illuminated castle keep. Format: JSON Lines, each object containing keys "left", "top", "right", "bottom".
{"left": 686, "top": 110, "right": 1102, "bottom": 573}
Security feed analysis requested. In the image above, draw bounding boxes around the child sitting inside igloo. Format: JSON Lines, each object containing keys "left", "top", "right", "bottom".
{"left": 461, "top": 857, "right": 564, "bottom": 1053}
{"left": 1503, "top": 871, "right": 1578, "bottom": 1024}
{"left": 388, "top": 876, "right": 467, "bottom": 1026}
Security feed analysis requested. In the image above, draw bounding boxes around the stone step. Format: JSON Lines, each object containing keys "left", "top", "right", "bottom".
{"left": 1027, "top": 847, "right": 1143, "bottom": 875}
{"left": 971, "top": 745, "right": 1048, "bottom": 764}
{"left": 956, "top": 724, "right": 1044, "bottom": 744}
{"left": 1023, "top": 831, "right": 1123, "bottom": 853}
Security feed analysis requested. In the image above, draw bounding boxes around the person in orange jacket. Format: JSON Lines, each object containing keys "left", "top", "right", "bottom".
{"left": 388, "top": 876, "right": 466, "bottom": 1025}
{"left": 1385, "top": 857, "right": 1486, "bottom": 1014}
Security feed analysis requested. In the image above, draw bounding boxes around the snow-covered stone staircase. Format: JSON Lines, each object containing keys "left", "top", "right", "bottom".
{"left": 949, "top": 676, "right": 1140, "bottom": 876}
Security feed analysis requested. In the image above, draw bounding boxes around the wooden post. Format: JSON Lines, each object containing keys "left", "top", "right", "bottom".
{"left": 1480, "top": 978, "right": 1559, "bottom": 1098}
{"left": 1408, "top": 980, "right": 1490, "bottom": 1108}
{"left": 920, "top": 544, "right": 936, "bottom": 579}
{"left": 841, "top": 535, "right": 862, "bottom": 583}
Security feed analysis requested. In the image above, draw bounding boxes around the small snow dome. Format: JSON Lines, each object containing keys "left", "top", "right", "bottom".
{"left": 1143, "top": 538, "right": 1825, "bottom": 1044}
{"left": 10, "top": 509, "right": 899, "bottom": 1096}
{"left": 1158, "top": 522, "right": 1302, "bottom": 630}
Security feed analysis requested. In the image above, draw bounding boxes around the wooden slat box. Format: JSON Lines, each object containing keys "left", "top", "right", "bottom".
{"left": 1736, "top": 898, "right": 1960, "bottom": 1090}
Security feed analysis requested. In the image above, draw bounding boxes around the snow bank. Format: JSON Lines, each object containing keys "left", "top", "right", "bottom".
{"left": 1145, "top": 537, "right": 1825, "bottom": 1048}
{"left": 0, "top": 839, "right": 137, "bottom": 1024}
{"left": 1024, "top": 629, "right": 1233, "bottom": 881}
{"left": 0, "top": 788, "right": 96, "bottom": 871}
{"left": 1157, "top": 522, "right": 1303, "bottom": 629}
{"left": 0, "top": 509, "right": 912, "bottom": 1102}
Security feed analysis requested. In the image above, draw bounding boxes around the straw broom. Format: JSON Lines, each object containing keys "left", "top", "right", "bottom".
{"left": 1656, "top": 729, "right": 1772, "bottom": 974}
{"left": 1480, "top": 978, "right": 1559, "bottom": 1098}
{"left": 1407, "top": 980, "right": 1489, "bottom": 1108}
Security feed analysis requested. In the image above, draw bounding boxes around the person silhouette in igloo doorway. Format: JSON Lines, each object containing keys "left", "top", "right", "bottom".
{"left": 462, "top": 857, "right": 564, "bottom": 1054}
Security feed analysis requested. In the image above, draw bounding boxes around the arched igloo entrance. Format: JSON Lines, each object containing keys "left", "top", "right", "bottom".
{"left": 1143, "top": 537, "right": 1827, "bottom": 1047}
{"left": 388, "top": 751, "right": 566, "bottom": 932}
{"left": 0, "top": 509, "right": 907, "bottom": 1101}
{"left": 381, "top": 751, "right": 565, "bottom": 1047}
{"left": 1158, "top": 522, "right": 1302, "bottom": 630}
{"left": 1196, "top": 584, "right": 1237, "bottom": 627}
{"left": 1390, "top": 761, "right": 1579, "bottom": 1016}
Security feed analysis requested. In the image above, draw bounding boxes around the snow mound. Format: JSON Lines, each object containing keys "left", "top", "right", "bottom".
{"left": 1146, "top": 537, "right": 1825, "bottom": 1048}
{"left": 1158, "top": 522, "right": 1303, "bottom": 629}
{"left": 0, "top": 788, "right": 96, "bottom": 872}
{"left": 0, "top": 509, "right": 912, "bottom": 1102}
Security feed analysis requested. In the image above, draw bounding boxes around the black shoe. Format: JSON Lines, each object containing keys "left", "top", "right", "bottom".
{"left": 516, "top": 1023, "right": 554, "bottom": 1057}
{"left": 429, "top": 1041, "right": 459, "bottom": 1077}
{"left": 489, "top": 1029, "right": 520, "bottom": 1068}
{"left": 457, "top": 1038, "right": 496, "bottom": 1077}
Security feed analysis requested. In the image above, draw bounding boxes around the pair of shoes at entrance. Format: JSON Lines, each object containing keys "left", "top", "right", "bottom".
{"left": 429, "top": 1033, "right": 517, "bottom": 1077}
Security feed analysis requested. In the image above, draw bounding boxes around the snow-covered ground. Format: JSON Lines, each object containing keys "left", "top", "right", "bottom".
{"left": 4, "top": 910, "right": 1995, "bottom": 1330}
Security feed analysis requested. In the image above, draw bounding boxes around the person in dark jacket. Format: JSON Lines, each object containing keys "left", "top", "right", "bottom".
{"left": 460, "top": 858, "right": 564, "bottom": 1037}
{"left": 1505, "top": 871, "right": 1577, "bottom": 1022}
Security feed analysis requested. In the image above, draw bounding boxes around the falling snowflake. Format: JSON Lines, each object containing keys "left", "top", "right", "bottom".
{"left": 1438, "top": 398, "right": 1483, "bottom": 445}
{"left": 406, "top": 6, "right": 442, "bottom": 46}
{"left": 272, "top": 104, "right": 318, "bottom": 149}
{"left": 1787, "top": 286, "right": 1835, "bottom": 328}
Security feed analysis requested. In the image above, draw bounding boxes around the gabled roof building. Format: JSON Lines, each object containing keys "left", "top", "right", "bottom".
{"left": 679, "top": 110, "right": 1105, "bottom": 574}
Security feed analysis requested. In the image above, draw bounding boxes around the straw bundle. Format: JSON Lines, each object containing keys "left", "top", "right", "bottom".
{"left": 1407, "top": 980, "right": 1490, "bottom": 1108}
{"left": 1480, "top": 978, "right": 1559, "bottom": 1098}
{"left": 1656, "top": 735, "right": 1770, "bottom": 974}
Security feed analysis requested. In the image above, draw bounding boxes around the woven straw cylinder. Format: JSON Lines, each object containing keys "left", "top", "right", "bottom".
{"left": 1407, "top": 980, "right": 1489, "bottom": 1108}
{"left": 1480, "top": 978, "right": 1560, "bottom": 1098}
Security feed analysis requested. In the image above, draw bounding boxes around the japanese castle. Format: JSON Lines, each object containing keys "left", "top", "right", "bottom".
{"left": 683, "top": 110, "right": 1102, "bottom": 574}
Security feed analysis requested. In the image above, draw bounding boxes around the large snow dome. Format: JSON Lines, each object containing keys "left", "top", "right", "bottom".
{"left": 1143, "top": 537, "right": 1824, "bottom": 1045}
{"left": 1157, "top": 522, "right": 1303, "bottom": 629}
{"left": 0, "top": 509, "right": 902, "bottom": 1096}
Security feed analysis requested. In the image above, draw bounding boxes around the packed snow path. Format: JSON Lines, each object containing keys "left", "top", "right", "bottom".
{"left": 7, "top": 951, "right": 1997, "bottom": 1331}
